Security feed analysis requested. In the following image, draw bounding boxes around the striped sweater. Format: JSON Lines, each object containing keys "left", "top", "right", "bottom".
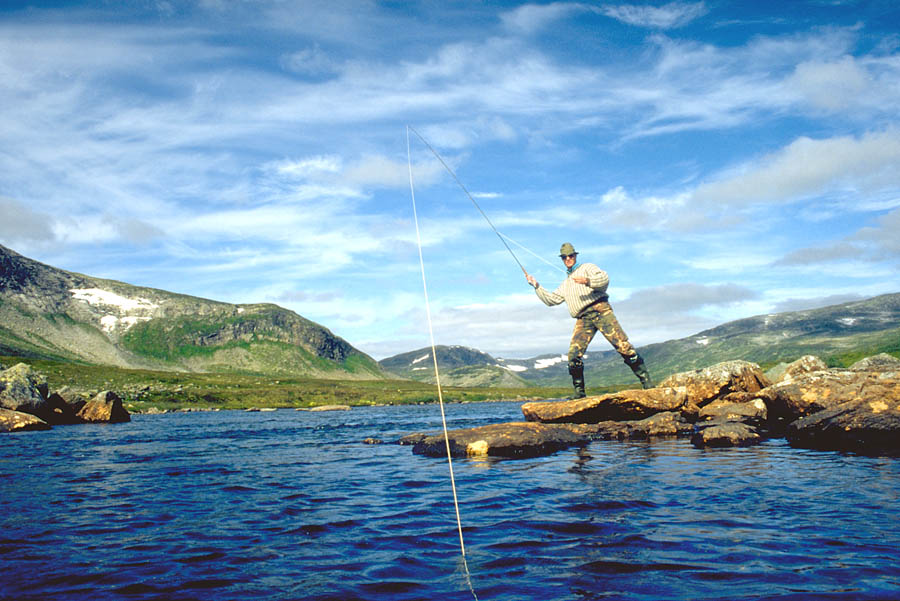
{"left": 534, "top": 262, "right": 610, "bottom": 318}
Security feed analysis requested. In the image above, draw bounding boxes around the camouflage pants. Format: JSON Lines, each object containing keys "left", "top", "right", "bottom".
{"left": 567, "top": 301, "right": 637, "bottom": 369}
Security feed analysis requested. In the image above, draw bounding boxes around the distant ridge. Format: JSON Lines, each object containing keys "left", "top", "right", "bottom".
{"left": 0, "top": 244, "right": 384, "bottom": 379}
{"left": 381, "top": 293, "right": 900, "bottom": 388}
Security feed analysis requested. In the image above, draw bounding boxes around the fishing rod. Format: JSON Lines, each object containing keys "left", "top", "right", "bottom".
{"left": 407, "top": 126, "right": 528, "bottom": 276}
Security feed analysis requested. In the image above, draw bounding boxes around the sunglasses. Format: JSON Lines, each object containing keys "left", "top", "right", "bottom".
{"left": 560, "top": 254, "right": 577, "bottom": 260}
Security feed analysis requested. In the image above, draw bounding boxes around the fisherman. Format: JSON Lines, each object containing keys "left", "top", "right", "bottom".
{"left": 525, "top": 242, "right": 653, "bottom": 398}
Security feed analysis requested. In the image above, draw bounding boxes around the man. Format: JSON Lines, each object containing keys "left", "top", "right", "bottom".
{"left": 525, "top": 242, "right": 653, "bottom": 398}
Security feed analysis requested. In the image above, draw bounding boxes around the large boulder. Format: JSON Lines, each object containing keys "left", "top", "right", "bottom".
{"left": 411, "top": 422, "right": 586, "bottom": 458}
{"left": 0, "top": 408, "right": 51, "bottom": 432}
{"left": 0, "top": 363, "right": 52, "bottom": 421}
{"left": 44, "top": 392, "right": 83, "bottom": 425}
{"left": 786, "top": 392, "right": 900, "bottom": 453}
{"left": 77, "top": 391, "right": 131, "bottom": 423}
{"left": 774, "top": 355, "right": 829, "bottom": 383}
{"left": 659, "top": 360, "right": 770, "bottom": 408}
{"left": 757, "top": 369, "right": 896, "bottom": 424}
{"left": 521, "top": 387, "right": 687, "bottom": 423}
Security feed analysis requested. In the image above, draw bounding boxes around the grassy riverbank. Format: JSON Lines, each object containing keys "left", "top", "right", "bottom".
{"left": 1, "top": 355, "right": 594, "bottom": 412}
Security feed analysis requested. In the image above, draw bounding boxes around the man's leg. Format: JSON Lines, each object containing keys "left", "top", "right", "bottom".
{"left": 590, "top": 304, "right": 654, "bottom": 389}
{"left": 567, "top": 317, "right": 596, "bottom": 399}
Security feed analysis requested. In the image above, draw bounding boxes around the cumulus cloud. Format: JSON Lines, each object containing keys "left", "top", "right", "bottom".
{"left": 788, "top": 56, "right": 872, "bottom": 111}
{"left": 600, "top": 1, "right": 708, "bottom": 29}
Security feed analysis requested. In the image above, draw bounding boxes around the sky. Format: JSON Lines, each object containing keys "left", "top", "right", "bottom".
{"left": 1, "top": 1, "right": 899, "bottom": 361}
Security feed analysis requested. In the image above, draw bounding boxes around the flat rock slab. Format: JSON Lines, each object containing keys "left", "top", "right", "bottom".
{"left": 692, "top": 422, "right": 764, "bottom": 448}
{"left": 521, "top": 387, "right": 687, "bottom": 423}
{"left": 412, "top": 422, "right": 587, "bottom": 459}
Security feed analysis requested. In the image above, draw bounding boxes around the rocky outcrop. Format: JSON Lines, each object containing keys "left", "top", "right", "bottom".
{"left": 0, "top": 363, "right": 131, "bottom": 431}
{"left": 659, "top": 360, "right": 770, "bottom": 407}
{"left": 78, "top": 391, "right": 131, "bottom": 423}
{"left": 522, "top": 387, "right": 687, "bottom": 423}
{"left": 406, "top": 355, "right": 900, "bottom": 458}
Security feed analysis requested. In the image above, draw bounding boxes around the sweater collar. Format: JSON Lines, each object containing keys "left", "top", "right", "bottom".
{"left": 566, "top": 262, "right": 580, "bottom": 275}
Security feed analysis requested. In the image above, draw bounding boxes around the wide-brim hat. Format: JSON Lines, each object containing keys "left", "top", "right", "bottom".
{"left": 559, "top": 242, "right": 577, "bottom": 257}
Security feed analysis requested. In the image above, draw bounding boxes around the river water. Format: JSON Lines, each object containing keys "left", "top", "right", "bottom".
{"left": 1, "top": 401, "right": 898, "bottom": 601}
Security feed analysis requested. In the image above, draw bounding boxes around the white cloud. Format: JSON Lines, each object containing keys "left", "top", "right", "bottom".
{"left": 692, "top": 130, "right": 900, "bottom": 206}
{"left": 788, "top": 56, "right": 872, "bottom": 111}
{"left": 0, "top": 198, "right": 55, "bottom": 244}
{"left": 501, "top": 2, "right": 585, "bottom": 34}
{"left": 600, "top": 2, "right": 708, "bottom": 29}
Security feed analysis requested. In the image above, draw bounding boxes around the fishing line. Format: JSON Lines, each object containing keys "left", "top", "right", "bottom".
{"left": 499, "top": 232, "right": 566, "bottom": 274}
{"left": 408, "top": 125, "right": 527, "bottom": 276}
{"left": 406, "top": 126, "right": 479, "bottom": 601}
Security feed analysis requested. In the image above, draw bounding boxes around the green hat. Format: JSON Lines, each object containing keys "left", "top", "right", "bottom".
{"left": 559, "top": 242, "right": 577, "bottom": 257}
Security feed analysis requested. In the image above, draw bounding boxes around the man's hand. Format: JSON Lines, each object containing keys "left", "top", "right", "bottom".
{"left": 525, "top": 273, "right": 539, "bottom": 288}
{"left": 572, "top": 276, "right": 589, "bottom": 285}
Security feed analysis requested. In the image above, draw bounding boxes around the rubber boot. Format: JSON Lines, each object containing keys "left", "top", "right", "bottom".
{"left": 625, "top": 354, "right": 654, "bottom": 390}
{"left": 568, "top": 361, "right": 586, "bottom": 399}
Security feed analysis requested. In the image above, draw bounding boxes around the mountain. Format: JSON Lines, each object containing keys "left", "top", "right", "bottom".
{"left": 0, "top": 244, "right": 384, "bottom": 379}
{"left": 381, "top": 293, "right": 900, "bottom": 388}
{"left": 379, "top": 345, "right": 530, "bottom": 387}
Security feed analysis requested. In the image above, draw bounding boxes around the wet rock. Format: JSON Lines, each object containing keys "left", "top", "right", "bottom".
{"left": 308, "top": 404, "right": 351, "bottom": 412}
{"left": 659, "top": 360, "right": 770, "bottom": 408}
{"left": 849, "top": 353, "right": 900, "bottom": 373}
{"left": 397, "top": 433, "right": 427, "bottom": 446}
{"left": 692, "top": 422, "right": 763, "bottom": 448}
{"left": 363, "top": 437, "right": 383, "bottom": 445}
{"left": 77, "top": 391, "right": 131, "bottom": 423}
{"left": 521, "top": 387, "right": 687, "bottom": 423}
{"left": 0, "top": 408, "right": 51, "bottom": 432}
{"left": 412, "top": 422, "right": 586, "bottom": 458}
{"left": 786, "top": 383, "right": 900, "bottom": 453}
{"left": 0, "top": 363, "right": 51, "bottom": 420}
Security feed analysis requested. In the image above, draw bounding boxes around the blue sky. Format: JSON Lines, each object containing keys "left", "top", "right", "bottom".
{"left": 1, "top": 1, "right": 899, "bottom": 360}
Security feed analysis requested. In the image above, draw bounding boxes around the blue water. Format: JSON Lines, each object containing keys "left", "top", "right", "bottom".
{"left": 1, "top": 401, "right": 899, "bottom": 601}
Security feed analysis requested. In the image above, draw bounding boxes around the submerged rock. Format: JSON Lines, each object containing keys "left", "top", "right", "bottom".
{"left": 412, "top": 422, "right": 587, "bottom": 458}
{"left": 521, "top": 387, "right": 687, "bottom": 423}
{"left": 0, "top": 408, "right": 51, "bottom": 432}
{"left": 660, "top": 360, "right": 770, "bottom": 408}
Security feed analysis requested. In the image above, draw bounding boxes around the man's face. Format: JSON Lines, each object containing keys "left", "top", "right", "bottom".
{"left": 562, "top": 253, "right": 577, "bottom": 269}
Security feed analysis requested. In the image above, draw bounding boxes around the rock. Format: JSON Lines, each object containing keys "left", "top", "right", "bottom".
{"left": 412, "top": 422, "right": 586, "bottom": 458}
{"left": 0, "top": 363, "right": 51, "bottom": 419}
{"left": 777, "top": 355, "right": 829, "bottom": 382}
{"left": 581, "top": 411, "right": 694, "bottom": 441}
{"left": 363, "top": 437, "right": 383, "bottom": 444}
{"left": 692, "top": 422, "right": 763, "bottom": 448}
{"left": 849, "top": 353, "right": 900, "bottom": 373}
{"left": 699, "top": 397, "right": 768, "bottom": 428}
{"left": 521, "top": 387, "right": 687, "bottom": 423}
{"left": 397, "top": 433, "right": 428, "bottom": 446}
{"left": 0, "top": 408, "right": 52, "bottom": 432}
{"left": 786, "top": 383, "right": 900, "bottom": 453}
{"left": 77, "top": 391, "right": 131, "bottom": 423}
{"left": 308, "top": 404, "right": 351, "bottom": 412}
{"left": 757, "top": 369, "right": 895, "bottom": 424}
{"left": 55, "top": 386, "right": 88, "bottom": 414}
{"left": 44, "top": 392, "right": 83, "bottom": 425}
{"left": 659, "top": 360, "right": 771, "bottom": 408}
